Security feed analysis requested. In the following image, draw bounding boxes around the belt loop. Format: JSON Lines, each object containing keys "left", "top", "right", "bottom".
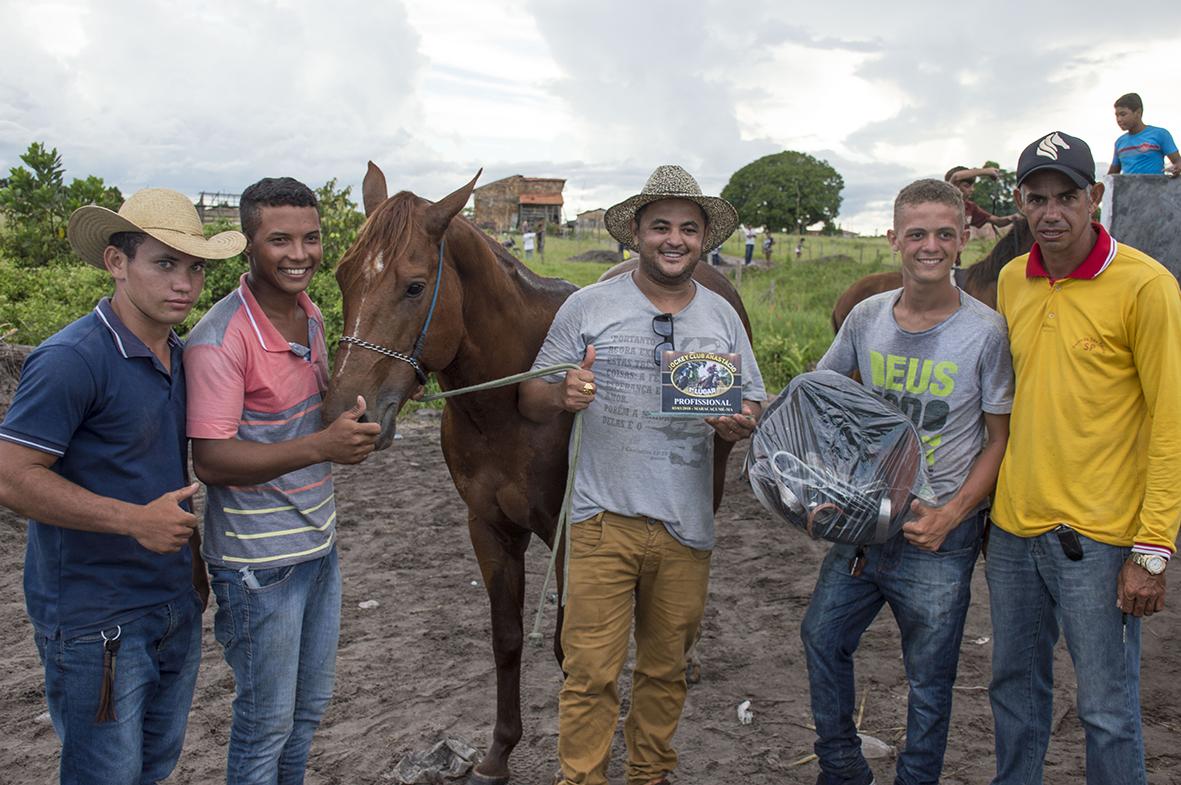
{"left": 594, "top": 511, "right": 606, "bottom": 523}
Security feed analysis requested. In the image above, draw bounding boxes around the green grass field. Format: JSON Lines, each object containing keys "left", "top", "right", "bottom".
{"left": 1, "top": 228, "right": 1000, "bottom": 397}
{"left": 511, "top": 231, "right": 998, "bottom": 393}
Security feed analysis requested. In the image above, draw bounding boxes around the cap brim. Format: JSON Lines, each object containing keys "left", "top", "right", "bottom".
{"left": 1016, "top": 163, "right": 1093, "bottom": 189}
{"left": 68, "top": 205, "right": 246, "bottom": 269}
{"left": 604, "top": 194, "right": 739, "bottom": 253}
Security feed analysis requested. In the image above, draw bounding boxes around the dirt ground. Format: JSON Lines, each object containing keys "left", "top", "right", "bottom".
{"left": 1, "top": 404, "right": 1179, "bottom": 784}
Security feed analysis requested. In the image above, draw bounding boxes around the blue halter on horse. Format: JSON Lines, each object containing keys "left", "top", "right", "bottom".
{"left": 338, "top": 238, "right": 446, "bottom": 386}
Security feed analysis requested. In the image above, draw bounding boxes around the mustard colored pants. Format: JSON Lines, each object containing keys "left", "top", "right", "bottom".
{"left": 557, "top": 512, "right": 712, "bottom": 785}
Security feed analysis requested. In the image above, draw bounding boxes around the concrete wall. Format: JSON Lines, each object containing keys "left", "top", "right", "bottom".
{"left": 1101, "top": 175, "right": 1181, "bottom": 278}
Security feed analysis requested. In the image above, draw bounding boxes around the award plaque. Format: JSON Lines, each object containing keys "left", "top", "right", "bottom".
{"left": 659, "top": 351, "right": 742, "bottom": 417}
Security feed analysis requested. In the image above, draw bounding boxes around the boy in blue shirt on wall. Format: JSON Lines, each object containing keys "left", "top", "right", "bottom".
{"left": 1108, "top": 92, "right": 1180, "bottom": 176}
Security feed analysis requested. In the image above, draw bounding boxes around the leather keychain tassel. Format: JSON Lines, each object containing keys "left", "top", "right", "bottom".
{"left": 95, "top": 626, "right": 122, "bottom": 723}
{"left": 848, "top": 546, "right": 867, "bottom": 577}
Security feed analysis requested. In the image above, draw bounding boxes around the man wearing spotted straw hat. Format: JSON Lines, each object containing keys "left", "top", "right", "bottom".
{"left": 0, "top": 188, "right": 244, "bottom": 785}
{"left": 520, "top": 165, "right": 767, "bottom": 785}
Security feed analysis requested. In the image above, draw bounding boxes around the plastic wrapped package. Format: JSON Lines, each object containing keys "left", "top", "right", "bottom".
{"left": 747, "top": 370, "right": 935, "bottom": 545}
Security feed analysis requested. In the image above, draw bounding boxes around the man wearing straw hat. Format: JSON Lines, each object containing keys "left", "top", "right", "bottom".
{"left": 0, "top": 188, "right": 244, "bottom": 785}
{"left": 520, "top": 165, "right": 767, "bottom": 785}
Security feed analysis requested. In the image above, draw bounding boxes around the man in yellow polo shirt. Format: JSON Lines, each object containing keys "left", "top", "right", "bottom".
{"left": 988, "top": 131, "right": 1181, "bottom": 785}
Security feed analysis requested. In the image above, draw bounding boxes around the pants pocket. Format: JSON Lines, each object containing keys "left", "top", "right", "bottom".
{"left": 570, "top": 518, "right": 605, "bottom": 555}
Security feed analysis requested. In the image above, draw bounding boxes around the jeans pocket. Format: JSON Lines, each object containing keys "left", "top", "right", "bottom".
{"left": 935, "top": 511, "right": 987, "bottom": 555}
{"left": 244, "top": 564, "right": 297, "bottom": 592}
{"left": 211, "top": 579, "right": 236, "bottom": 648}
{"left": 62, "top": 629, "right": 109, "bottom": 648}
{"left": 570, "top": 518, "right": 605, "bottom": 555}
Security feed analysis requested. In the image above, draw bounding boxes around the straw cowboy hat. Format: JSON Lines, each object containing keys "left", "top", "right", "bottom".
{"left": 68, "top": 188, "right": 246, "bottom": 268}
{"left": 604, "top": 165, "right": 739, "bottom": 253}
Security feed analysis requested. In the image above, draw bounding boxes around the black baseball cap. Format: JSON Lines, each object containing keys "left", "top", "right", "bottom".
{"left": 1015, "top": 131, "right": 1096, "bottom": 188}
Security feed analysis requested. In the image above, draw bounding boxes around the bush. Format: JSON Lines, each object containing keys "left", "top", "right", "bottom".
{"left": 0, "top": 142, "right": 122, "bottom": 268}
{"left": 0, "top": 262, "right": 110, "bottom": 344}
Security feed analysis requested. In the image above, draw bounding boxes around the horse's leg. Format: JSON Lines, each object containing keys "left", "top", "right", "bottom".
{"left": 711, "top": 435, "right": 734, "bottom": 514}
{"left": 551, "top": 531, "right": 567, "bottom": 672}
{"left": 468, "top": 514, "right": 532, "bottom": 785}
{"left": 687, "top": 434, "right": 737, "bottom": 686}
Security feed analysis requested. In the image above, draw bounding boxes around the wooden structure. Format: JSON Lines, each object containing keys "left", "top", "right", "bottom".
{"left": 473, "top": 175, "right": 565, "bottom": 232}
{"left": 196, "top": 192, "right": 240, "bottom": 225}
{"left": 575, "top": 208, "right": 606, "bottom": 235}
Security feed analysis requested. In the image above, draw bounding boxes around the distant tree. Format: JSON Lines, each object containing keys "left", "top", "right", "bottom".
{"left": 0, "top": 142, "right": 122, "bottom": 267}
{"left": 970, "top": 160, "right": 1017, "bottom": 216}
{"left": 721, "top": 151, "right": 844, "bottom": 235}
{"left": 316, "top": 178, "right": 365, "bottom": 269}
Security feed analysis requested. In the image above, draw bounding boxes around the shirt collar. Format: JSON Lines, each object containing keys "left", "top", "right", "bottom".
{"left": 1026, "top": 222, "right": 1118, "bottom": 281}
{"left": 235, "top": 273, "right": 318, "bottom": 353}
{"left": 93, "top": 298, "right": 183, "bottom": 360}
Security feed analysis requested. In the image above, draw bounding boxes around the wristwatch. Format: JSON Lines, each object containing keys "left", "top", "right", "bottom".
{"left": 1130, "top": 552, "right": 1168, "bottom": 576}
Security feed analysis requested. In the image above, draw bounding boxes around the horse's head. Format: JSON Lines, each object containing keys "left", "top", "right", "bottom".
{"left": 322, "top": 162, "right": 480, "bottom": 449}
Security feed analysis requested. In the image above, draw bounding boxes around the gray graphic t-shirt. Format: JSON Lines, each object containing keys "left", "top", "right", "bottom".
{"left": 531, "top": 272, "right": 767, "bottom": 549}
{"left": 817, "top": 289, "right": 1013, "bottom": 507}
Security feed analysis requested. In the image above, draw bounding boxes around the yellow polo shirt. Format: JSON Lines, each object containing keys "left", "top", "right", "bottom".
{"left": 994, "top": 224, "right": 1181, "bottom": 554}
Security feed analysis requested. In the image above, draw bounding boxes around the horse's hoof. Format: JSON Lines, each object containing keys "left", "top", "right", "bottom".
{"left": 467, "top": 769, "right": 510, "bottom": 785}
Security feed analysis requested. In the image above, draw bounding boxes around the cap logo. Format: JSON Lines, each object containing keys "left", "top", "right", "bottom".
{"left": 1036, "top": 132, "right": 1070, "bottom": 161}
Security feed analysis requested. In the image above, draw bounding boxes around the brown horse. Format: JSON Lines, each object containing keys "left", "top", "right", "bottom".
{"left": 829, "top": 218, "right": 1035, "bottom": 331}
{"left": 322, "top": 163, "right": 752, "bottom": 785}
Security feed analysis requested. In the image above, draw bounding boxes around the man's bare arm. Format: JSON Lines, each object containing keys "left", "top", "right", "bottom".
{"left": 0, "top": 440, "right": 198, "bottom": 553}
{"left": 192, "top": 395, "right": 380, "bottom": 486}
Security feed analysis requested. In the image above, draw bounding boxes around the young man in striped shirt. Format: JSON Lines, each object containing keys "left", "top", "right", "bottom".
{"left": 186, "top": 177, "right": 380, "bottom": 785}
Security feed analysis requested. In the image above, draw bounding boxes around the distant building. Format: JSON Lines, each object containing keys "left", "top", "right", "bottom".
{"left": 195, "top": 192, "right": 240, "bottom": 225}
{"left": 473, "top": 175, "right": 565, "bottom": 232}
{"left": 575, "top": 208, "right": 606, "bottom": 234}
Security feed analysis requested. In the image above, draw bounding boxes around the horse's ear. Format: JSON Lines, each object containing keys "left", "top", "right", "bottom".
{"left": 424, "top": 169, "right": 482, "bottom": 238}
{"left": 362, "top": 161, "right": 389, "bottom": 217}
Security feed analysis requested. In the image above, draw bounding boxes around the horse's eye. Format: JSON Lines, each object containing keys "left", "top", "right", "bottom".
{"left": 406, "top": 282, "right": 426, "bottom": 297}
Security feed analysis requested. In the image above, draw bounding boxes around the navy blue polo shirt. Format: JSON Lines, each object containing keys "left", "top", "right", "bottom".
{"left": 0, "top": 298, "right": 193, "bottom": 640}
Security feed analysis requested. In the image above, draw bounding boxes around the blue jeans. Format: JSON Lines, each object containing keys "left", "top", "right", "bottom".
{"left": 35, "top": 593, "right": 202, "bottom": 785}
{"left": 985, "top": 527, "right": 1145, "bottom": 785}
{"left": 801, "top": 511, "right": 985, "bottom": 785}
{"left": 210, "top": 547, "right": 342, "bottom": 785}
{"left": 744, "top": 244, "right": 754, "bottom": 265}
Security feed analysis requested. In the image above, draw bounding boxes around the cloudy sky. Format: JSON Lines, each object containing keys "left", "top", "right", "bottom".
{"left": 2, "top": 0, "right": 1177, "bottom": 235}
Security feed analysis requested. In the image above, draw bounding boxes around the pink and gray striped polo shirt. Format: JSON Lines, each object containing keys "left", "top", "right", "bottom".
{"left": 185, "top": 275, "right": 336, "bottom": 568}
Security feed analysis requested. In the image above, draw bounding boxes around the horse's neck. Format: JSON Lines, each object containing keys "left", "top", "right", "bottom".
{"left": 971, "top": 225, "right": 1025, "bottom": 284}
{"left": 438, "top": 223, "right": 569, "bottom": 392}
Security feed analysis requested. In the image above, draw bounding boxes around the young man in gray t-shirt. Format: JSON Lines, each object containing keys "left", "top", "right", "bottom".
{"left": 800, "top": 179, "right": 1013, "bottom": 785}
{"left": 520, "top": 166, "right": 765, "bottom": 785}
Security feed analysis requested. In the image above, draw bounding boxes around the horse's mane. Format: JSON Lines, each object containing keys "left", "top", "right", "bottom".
{"left": 964, "top": 218, "right": 1032, "bottom": 291}
{"left": 336, "top": 192, "right": 420, "bottom": 291}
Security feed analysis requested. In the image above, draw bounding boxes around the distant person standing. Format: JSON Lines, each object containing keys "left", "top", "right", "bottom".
{"left": 743, "top": 224, "right": 757, "bottom": 265}
{"left": 762, "top": 230, "right": 774, "bottom": 263}
{"left": 536, "top": 222, "right": 546, "bottom": 258}
{"left": 522, "top": 227, "right": 537, "bottom": 259}
{"left": 1108, "top": 92, "right": 1181, "bottom": 176}
{"left": 795, "top": 236, "right": 805, "bottom": 259}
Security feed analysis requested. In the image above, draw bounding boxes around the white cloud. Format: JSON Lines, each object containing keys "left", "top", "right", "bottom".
{"left": 1, "top": 0, "right": 1177, "bottom": 235}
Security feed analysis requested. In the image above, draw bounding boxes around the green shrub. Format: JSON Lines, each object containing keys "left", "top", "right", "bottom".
{"left": 753, "top": 333, "right": 814, "bottom": 393}
{"left": 0, "top": 262, "right": 110, "bottom": 344}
